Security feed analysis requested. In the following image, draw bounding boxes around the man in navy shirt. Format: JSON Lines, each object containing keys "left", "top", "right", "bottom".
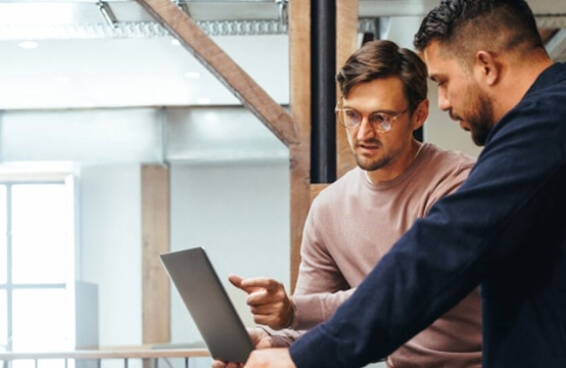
{"left": 244, "top": 0, "right": 566, "bottom": 367}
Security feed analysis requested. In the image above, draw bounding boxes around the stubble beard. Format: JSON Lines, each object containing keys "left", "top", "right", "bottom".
{"left": 467, "top": 85, "right": 495, "bottom": 146}
{"left": 353, "top": 142, "right": 393, "bottom": 172}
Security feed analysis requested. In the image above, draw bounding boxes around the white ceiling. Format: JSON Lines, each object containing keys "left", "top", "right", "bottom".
{"left": 0, "top": 35, "right": 289, "bottom": 109}
{"left": 0, "top": 0, "right": 563, "bottom": 168}
{"left": 0, "top": 0, "right": 564, "bottom": 110}
{"left": 0, "top": 0, "right": 288, "bottom": 109}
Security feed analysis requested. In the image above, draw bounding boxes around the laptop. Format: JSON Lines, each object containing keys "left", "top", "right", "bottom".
{"left": 159, "top": 247, "right": 254, "bottom": 363}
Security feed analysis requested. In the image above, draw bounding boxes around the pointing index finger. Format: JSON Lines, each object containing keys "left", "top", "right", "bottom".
{"left": 229, "top": 275, "right": 270, "bottom": 294}
{"left": 240, "top": 277, "right": 281, "bottom": 292}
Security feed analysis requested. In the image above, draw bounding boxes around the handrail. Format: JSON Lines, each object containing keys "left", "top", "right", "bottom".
{"left": 0, "top": 347, "right": 210, "bottom": 360}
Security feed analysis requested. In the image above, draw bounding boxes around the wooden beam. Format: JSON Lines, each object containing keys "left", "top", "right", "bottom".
{"left": 336, "top": 0, "right": 358, "bottom": 178}
{"left": 135, "top": 0, "right": 296, "bottom": 147}
{"left": 289, "top": 0, "right": 311, "bottom": 291}
{"left": 336, "top": 0, "right": 359, "bottom": 93}
{"left": 141, "top": 165, "right": 170, "bottom": 345}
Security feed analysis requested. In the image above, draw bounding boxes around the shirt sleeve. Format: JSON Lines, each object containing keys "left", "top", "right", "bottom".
{"left": 293, "top": 196, "right": 352, "bottom": 323}
{"left": 289, "top": 100, "right": 566, "bottom": 367}
{"left": 268, "top": 194, "right": 353, "bottom": 344}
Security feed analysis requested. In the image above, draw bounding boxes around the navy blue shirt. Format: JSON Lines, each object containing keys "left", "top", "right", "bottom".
{"left": 290, "top": 62, "right": 566, "bottom": 367}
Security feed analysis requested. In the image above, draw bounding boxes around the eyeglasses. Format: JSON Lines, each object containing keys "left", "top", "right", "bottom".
{"left": 335, "top": 99, "right": 411, "bottom": 133}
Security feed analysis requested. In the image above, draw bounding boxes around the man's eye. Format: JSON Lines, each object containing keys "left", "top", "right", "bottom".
{"left": 370, "top": 113, "right": 387, "bottom": 124}
{"left": 345, "top": 110, "right": 360, "bottom": 119}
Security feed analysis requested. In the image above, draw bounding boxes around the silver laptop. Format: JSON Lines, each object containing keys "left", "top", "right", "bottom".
{"left": 160, "top": 247, "right": 254, "bottom": 363}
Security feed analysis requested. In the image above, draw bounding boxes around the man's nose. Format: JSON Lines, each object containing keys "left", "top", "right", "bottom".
{"left": 438, "top": 89, "right": 450, "bottom": 111}
{"left": 357, "top": 117, "right": 377, "bottom": 139}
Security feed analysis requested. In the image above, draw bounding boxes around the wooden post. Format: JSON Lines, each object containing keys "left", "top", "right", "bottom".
{"left": 289, "top": 0, "right": 311, "bottom": 291}
{"left": 141, "top": 165, "right": 170, "bottom": 346}
{"left": 336, "top": 0, "right": 359, "bottom": 178}
{"left": 289, "top": 0, "right": 358, "bottom": 288}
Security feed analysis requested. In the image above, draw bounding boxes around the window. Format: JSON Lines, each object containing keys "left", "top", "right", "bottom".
{"left": 0, "top": 181, "right": 75, "bottom": 353}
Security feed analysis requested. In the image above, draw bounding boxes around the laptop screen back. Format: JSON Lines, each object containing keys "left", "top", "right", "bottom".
{"left": 160, "top": 247, "right": 254, "bottom": 363}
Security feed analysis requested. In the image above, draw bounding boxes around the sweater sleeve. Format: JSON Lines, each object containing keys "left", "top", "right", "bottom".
{"left": 289, "top": 98, "right": 566, "bottom": 367}
{"left": 293, "top": 196, "right": 351, "bottom": 320}
{"left": 268, "top": 196, "right": 353, "bottom": 345}
{"left": 268, "top": 289, "right": 355, "bottom": 346}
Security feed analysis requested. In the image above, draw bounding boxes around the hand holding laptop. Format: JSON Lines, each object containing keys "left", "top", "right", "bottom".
{"left": 160, "top": 247, "right": 254, "bottom": 363}
{"left": 160, "top": 247, "right": 295, "bottom": 367}
{"left": 214, "top": 275, "right": 298, "bottom": 368}
{"left": 212, "top": 328, "right": 274, "bottom": 368}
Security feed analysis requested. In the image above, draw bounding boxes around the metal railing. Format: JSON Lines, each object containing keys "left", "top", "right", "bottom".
{"left": 0, "top": 347, "right": 210, "bottom": 368}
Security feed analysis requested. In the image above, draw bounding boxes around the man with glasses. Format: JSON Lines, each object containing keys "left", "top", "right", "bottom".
{"left": 245, "top": 0, "right": 566, "bottom": 367}
{"left": 215, "top": 39, "right": 480, "bottom": 368}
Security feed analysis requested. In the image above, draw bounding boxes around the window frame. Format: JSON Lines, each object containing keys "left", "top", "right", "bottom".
{"left": 0, "top": 176, "right": 75, "bottom": 352}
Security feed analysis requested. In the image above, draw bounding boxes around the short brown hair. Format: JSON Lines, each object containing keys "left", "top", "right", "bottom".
{"left": 336, "top": 40, "right": 427, "bottom": 112}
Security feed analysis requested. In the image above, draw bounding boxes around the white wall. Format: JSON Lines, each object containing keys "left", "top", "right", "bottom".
{"left": 75, "top": 160, "right": 290, "bottom": 350}
{"left": 169, "top": 161, "right": 290, "bottom": 343}
{"left": 78, "top": 164, "right": 142, "bottom": 346}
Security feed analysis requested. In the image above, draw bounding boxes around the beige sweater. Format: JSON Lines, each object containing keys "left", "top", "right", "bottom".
{"left": 271, "top": 143, "right": 482, "bottom": 367}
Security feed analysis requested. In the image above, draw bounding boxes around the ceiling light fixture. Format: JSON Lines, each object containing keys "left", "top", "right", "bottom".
{"left": 97, "top": 1, "right": 118, "bottom": 29}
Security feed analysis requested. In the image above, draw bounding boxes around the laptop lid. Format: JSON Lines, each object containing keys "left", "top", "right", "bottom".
{"left": 160, "top": 247, "right": 254, "bottom": 363}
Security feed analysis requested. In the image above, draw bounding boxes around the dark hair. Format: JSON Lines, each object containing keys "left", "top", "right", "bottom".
{"left": 336, "top": 40, "right": 427, "bottom": 112}
{"left": 414, "top": 0, "right": 544, "bottom": 60}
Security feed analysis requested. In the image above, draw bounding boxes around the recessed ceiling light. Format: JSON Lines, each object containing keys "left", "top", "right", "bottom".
{"left": 18, "top": 41, "right": 39, "bottom": 49}
{"left": 184, "top": 72, "right": 201, "bottom": 79}
{"left": 171, "top": 39, "right": 181, "bottom": 46}
{"left": 197, "top": 98, "right": 211, "bottom": 104}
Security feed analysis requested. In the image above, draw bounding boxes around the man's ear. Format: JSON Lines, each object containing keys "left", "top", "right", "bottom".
{"left": 412, "top": 98, "right": 429, "bottom": 130}
{"left": 475, "top": 50, "right": 501, "bottom": 86}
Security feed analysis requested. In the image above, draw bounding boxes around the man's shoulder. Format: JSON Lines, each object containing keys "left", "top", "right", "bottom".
{"left": 421, "top": 143, "right": 476, "bottom": 172}
{"left": 412, "top": 143, "right": 476, "bottom": 195}
{"left": 406, "top": 144, "right": 476, "bottom": 213}
{"left": 423, "top": 143, "right": 476, "bottom": 162}
{"left": 311, "top": 168, "right": 362, "bottom": 205}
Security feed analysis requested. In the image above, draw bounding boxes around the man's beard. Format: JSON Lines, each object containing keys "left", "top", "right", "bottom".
{"left": 466, "top": 85, "right": 495, "bottom": 146}
{"left": 354, "top": 154, "right": 393, "bottom": 172}
{"left": 353, "top": 139, "right": 393, "bottom": 171}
